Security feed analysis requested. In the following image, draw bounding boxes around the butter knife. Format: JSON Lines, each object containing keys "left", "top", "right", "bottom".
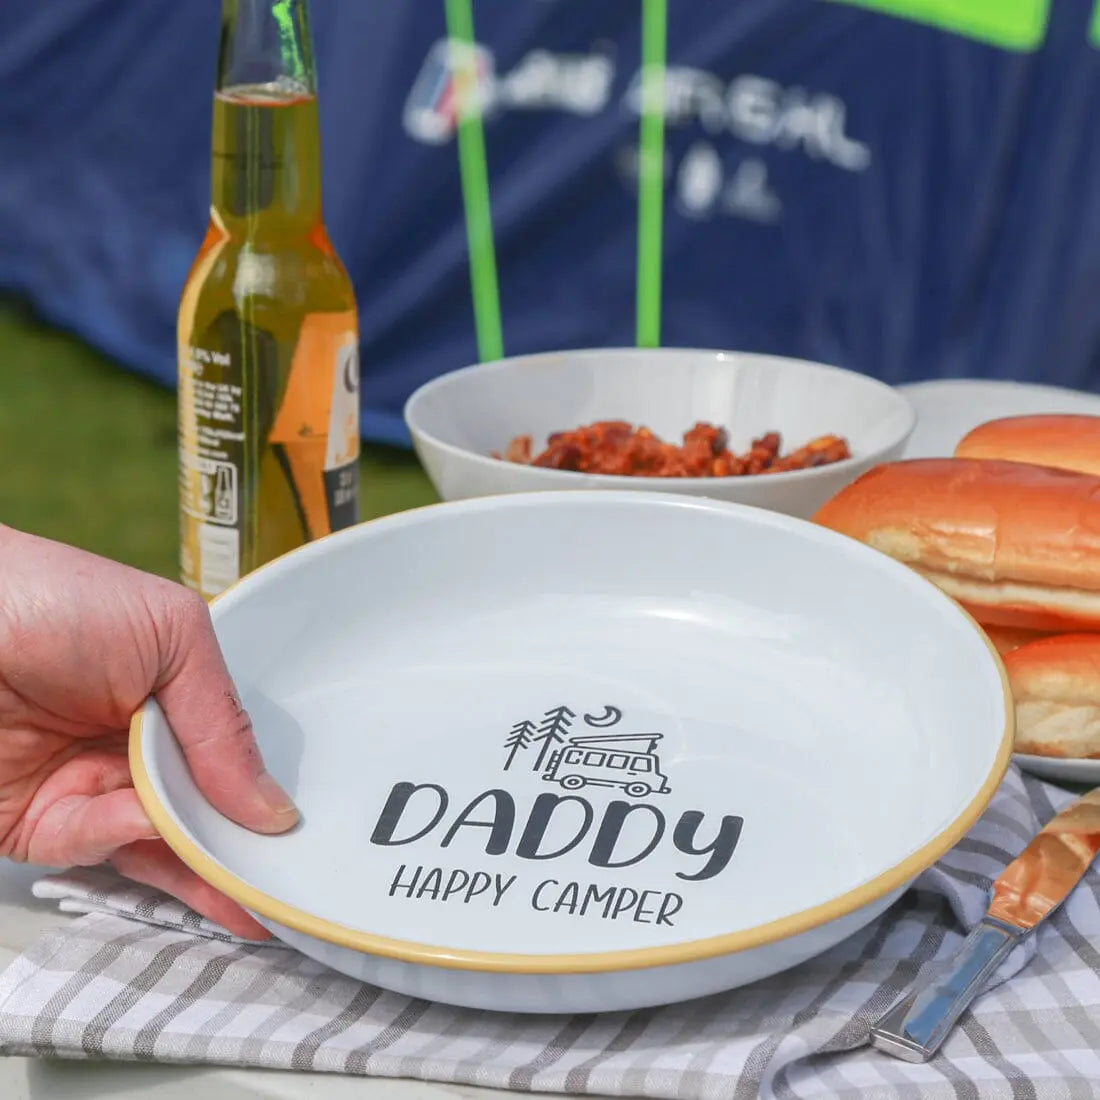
{"left": 871, "top": 787, "right": 1100, "bottom": 1064}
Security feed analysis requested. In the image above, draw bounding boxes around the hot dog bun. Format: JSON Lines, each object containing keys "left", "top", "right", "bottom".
{"left": 981, "top": 624, "right": 1054, "bottom": 656}
{"left": 955, "top": 414, "right": 1100, "bottom": 476}
{"left": 812, "top": 458, "right": 1100, "bottom": 631}
{"left": 1004, "top": 633, "right": 1100, "bottom": 758}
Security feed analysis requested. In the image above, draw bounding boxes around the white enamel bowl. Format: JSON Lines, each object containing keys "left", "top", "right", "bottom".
{"left": 132, "top": 491, "right": 1011, "bottom": 1015}
{"left": 403, "top": 348, "right": 916, "bottom": 519}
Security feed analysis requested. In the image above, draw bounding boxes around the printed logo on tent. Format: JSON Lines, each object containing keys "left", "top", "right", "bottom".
{"left": 403, "top": 39, "right": 614, "bottom": 144}
{"left": 403, "top": 39, "right": 496, "bottom": 144}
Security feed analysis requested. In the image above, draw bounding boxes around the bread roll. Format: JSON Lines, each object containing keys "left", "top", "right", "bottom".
{"left": 1004, "top": 633, "right": 1100, "bottom": 758}
{"left": 812, "top": 458, "right": 1100, "bottom": 631}
{"left": 982, "top": 624, "right": 1054, "bottom": 656}
{"left": 955, "top": 414, "right": 1100, "bottom": 476}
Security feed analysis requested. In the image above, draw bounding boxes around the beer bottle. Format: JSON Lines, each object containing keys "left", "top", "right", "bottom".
{"left": 177, "top": 0, "right": 360, "bottom": 599}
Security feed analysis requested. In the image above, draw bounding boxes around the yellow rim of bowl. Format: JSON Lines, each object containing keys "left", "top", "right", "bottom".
{"left": 129, "top": 515, "right": 1015, "bottom": 976}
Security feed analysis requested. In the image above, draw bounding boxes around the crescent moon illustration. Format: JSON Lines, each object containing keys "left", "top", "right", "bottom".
{"left": 584, "top": 705, "right": 623, "bottom": 728}
{"left": 343, "top": 356, "right": 359, "bottom": 394}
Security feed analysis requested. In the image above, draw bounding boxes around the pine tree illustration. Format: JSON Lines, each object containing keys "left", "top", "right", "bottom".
{"left": 502, "top": 719, "right": 537, "bottom": 771}
{"left": 531, "top": 705, "right": 576, "bottom": 772}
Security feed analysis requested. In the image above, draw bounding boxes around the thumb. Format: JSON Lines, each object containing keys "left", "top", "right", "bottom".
{"left": 152, "top": 590, "right": 299, "bottom": 835}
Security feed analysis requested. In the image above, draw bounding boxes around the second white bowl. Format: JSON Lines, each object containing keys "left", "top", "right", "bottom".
{"left": 404, "top": 347, "right": 916, "bottom": 518}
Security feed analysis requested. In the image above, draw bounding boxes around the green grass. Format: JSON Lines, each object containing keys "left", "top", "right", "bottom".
{"left": 0, "top": 299, "right": 437, "bottom": 578}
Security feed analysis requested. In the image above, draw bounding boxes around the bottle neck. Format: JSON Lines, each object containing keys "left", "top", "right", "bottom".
{"left": 211, "top": 1, "right": 321, "bottom": 234}
{"left": 210, "top": 85, "right": 322, "bottom": 233}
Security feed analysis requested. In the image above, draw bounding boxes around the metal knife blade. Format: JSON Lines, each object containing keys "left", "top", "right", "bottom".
{"left": 870, "top": 787, "right": 1100, "bottom": 1063}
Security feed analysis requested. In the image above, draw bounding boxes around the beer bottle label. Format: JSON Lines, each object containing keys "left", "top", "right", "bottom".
{"left": 178, "top": 345, "right": 246, "bottom": 597}
{"left": 179, "top": 311, "right": 361, "bottom": 600}
{"left": 267, "top": 311, "right": 361, "bottom": 539}
{"left": 323, "top": 340, "right": 361, "bottom": 532}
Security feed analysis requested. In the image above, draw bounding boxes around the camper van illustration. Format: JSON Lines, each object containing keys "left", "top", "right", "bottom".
{"left": 542, "top": 732, "right": 671, "bottom": 798}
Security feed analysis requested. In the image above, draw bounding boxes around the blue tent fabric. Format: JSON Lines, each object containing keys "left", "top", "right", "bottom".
{"left": 2, "top": 1, "right": 1100, "bottom": 447}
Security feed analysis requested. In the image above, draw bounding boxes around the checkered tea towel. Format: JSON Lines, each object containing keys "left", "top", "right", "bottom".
{"left": 1, "top": 767, "right": 1098, "bottom": 1099}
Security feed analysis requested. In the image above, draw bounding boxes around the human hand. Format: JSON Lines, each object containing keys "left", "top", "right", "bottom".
{"left": 0, "top": 525, "right": 298, "bottom": 938}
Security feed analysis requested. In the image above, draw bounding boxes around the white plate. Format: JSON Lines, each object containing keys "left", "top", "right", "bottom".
{"left": 899, "top": 378, "right": 1100, "bottom": 460}
{"left": 1013, "top": 755, "right": 1100, "bottom": 786}
{"left": 900, "top": 378, "right": 1100, "bottom": 785}
{"left": 132, "top": 491, "right": 1011, "bottom": 1014}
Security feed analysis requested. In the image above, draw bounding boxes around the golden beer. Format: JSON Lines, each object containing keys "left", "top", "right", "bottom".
{"left": 178, "top": 0, "right": 359, "bottom": 598}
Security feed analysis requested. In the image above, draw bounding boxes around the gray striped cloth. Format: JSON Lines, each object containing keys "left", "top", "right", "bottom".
{"left": 1, "top": 767, "right": 1098, "bottom": 1098}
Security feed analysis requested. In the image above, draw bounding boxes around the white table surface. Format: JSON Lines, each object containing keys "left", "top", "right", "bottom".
{"left": 0, "top": 861, "right": 505, "bottom": 1099}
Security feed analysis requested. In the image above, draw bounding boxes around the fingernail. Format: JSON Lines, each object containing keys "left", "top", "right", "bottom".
{"left": 256, "top": 771, "right": 299, "bottom": 819}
